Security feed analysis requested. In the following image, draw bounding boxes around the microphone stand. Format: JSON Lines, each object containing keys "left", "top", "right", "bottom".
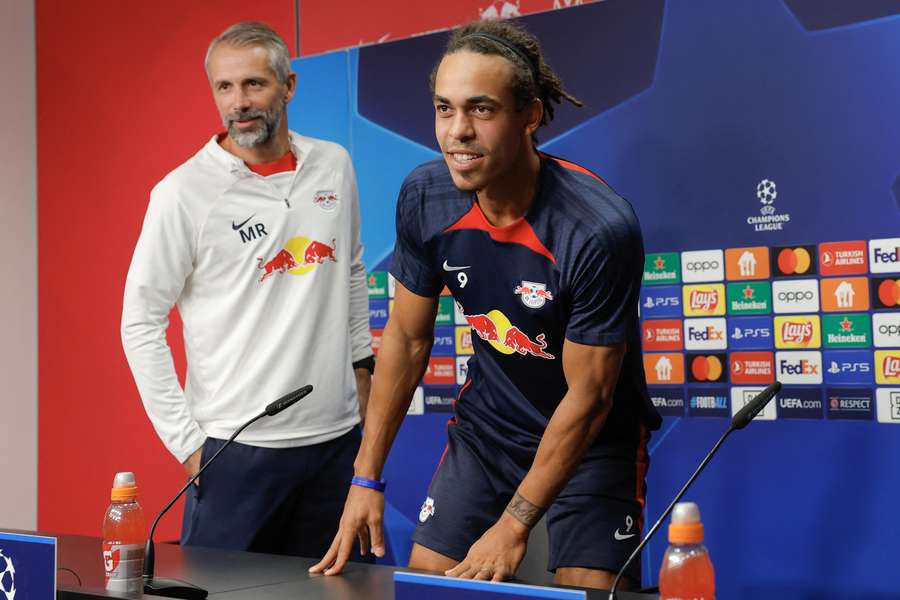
{"left": 142, "top": 385, "right": 312, "bottom": 599}
{"left": 607, "top": 381, "right": 781, "bottom": 599}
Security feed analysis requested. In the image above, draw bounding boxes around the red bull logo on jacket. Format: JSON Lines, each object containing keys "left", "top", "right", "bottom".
{"left": 464, "top": 310, "right": 555, "bottom": 360}
{"left": 257, "top": 236, "right": 337, "bottom": 283}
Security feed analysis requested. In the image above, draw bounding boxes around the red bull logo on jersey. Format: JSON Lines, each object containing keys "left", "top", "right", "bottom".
{"left": 464, "top": 310, "right": 555, "bottom": 360}
{"left": 257, "top": 236, "right": 337, "bottom": 283}
{"left": 313, "top": 190, "right": 339, "bottom": 212}
{"left": 513, "top": 280, "right": 554, "bottom": 308}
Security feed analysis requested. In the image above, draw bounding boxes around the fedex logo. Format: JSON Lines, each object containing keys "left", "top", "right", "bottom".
{"left": 776, "top": 351, "right": 823, "bottom": 384}
{"left": 869, "top": 238, "right": 900, "bottom": 273}
{"left": 684, "top": 318, "right": 726, "bottom": 350}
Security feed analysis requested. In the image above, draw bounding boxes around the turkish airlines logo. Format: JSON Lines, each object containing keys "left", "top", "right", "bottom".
{"left": 819, "top": 241, "right": 867, "bottom": 276}
{"left": 725, "top": 247, "right": 769, "bottom": 280}
{"left": 730, "top": 353, "right": 775, "bottom": 384}
{"left": 820, "top": 277, "right": 869, "bottom": 312}
{"left": 643, "top": 353, "right": 685, "bottom": 384}
{"left": 869, "top": 238, "right": 900, "bottom": 274}
{"left": 772, "top": 279, "right": 819, "bottom": 313}
{"left": 681, "top": 249, "right": 724, "bottom": 283}
{"left": 641, "top": 320, "right": 683, "bottom": 351}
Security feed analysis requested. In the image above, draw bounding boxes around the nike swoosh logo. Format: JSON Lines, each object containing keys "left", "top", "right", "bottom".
{"left": 232, "top": 215, "right": 255, "bottom": 230}
{"left": 442, "top": 260, "right": 471, "bottom": 272}
{"left": 614, "top": 530, "right": 636, "bottom": 541}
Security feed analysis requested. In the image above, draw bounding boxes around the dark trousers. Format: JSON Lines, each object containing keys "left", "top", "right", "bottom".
{"left": 181, "top": 427, "right": 368, "bottom": 560}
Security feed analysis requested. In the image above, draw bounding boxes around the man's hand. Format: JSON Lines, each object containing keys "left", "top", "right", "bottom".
{"left": 183, "top": 447, "right": 202, "bottom": 484}
{"left": 444, "top": 511, "right": 530, "bottom": 582}
{"left": 309, "top": 484, "right": 385, "bottom": 576}
{"left": 354, "top": 367, "right": 371, "bottom": 428}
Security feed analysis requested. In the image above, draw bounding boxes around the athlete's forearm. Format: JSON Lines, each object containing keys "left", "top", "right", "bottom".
{"left": 512, "top": 388, "right": 612, "bottom": 523}
{"left": 353, "top": 322, "right": 433, "bottom": 479}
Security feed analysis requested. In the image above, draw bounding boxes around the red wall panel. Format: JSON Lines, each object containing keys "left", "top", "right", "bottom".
{"left": 37, "top": 0, "right": 296, "bottom": 541}
{"left": 299, "top": 0, "right": 595, "bottom": 55}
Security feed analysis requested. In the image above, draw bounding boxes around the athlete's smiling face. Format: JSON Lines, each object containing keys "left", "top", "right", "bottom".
{"left": 433, "top": 51, "right": 539, "bottom": 192}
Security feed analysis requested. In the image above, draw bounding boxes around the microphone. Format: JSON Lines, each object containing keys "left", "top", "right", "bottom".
{"left": 142, "top": 385, "right": 314, "bottom": 599}
{"left": 608, "top": 381, "right": 781, "bottom": 599}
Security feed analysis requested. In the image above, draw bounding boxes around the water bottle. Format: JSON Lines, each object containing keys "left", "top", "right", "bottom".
{"left": 102, "top": 472, "right": 146, "bottom": 594}
{"left": 658, "top": 502, "right": 715, "bottom": 600}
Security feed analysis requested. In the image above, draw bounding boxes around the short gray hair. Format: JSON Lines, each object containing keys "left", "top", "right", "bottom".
{"left": 205, "top": 21, "right": 293, "bottom": 84}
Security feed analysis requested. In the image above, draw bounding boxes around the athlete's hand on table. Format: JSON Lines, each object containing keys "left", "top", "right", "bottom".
{"left": 444, "top": 511, "right": 529, "bottom": 582}
{"left": 309, "top": 484, "right": 385, "bottom": 576}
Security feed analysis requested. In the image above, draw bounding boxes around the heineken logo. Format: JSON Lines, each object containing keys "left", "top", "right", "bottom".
{"left": 643, "top": 253, "right": 680, "bottom": 284}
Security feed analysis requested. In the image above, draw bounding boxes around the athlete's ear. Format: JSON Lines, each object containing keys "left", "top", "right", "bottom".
{"left": 524, "top": 98, "right": 543, "bottom": 137}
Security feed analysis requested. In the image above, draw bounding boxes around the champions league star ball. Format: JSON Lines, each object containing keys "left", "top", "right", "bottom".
{"left": 757, "top": 179, "right": 777, "bottom": 204}
{"left": 0, "top": 549, "right": 15, "bottom": 600}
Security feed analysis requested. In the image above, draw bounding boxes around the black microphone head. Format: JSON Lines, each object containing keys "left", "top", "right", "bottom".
{"left": 732, "top": 381, "right": 781, "bottom": 429}
{"left": 265, "top": 385, "right": 314, "bottom": 416}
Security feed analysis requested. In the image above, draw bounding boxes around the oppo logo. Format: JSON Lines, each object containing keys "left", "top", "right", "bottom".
{"left": 778, "top": 291, "right": 814, "bottom": 302}
{"left": 879, "top": 325, "right": 900, "bottom": 336}
{"left": 686, "top": 260, "right": 720, "bottom": 272}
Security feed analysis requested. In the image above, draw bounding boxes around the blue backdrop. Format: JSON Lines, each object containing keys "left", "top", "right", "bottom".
{"left": 288, "top": 1, "right": 900, "bottom": 597}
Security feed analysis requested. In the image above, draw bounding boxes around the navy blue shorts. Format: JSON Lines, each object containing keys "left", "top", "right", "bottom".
{"left": 411, "top": 420, "right": 650, "bottom": 582}
{"left": 181, "top": 427, "right": 369, "bottom": 561}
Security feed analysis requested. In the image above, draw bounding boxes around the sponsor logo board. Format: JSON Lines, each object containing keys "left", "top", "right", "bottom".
{"left": 822, "top": 313, "right": 871, "bottom": 348}
{"left": 455, "top": 326, "right": 474, "bottom": 355}
{"left": 726, "top": 282, "right": 771, "bottom": 314}
{"left": 823, "top": 350, "right": 873, "bottom": 385}
{"left": 875, "top": 388, "right": 900, "bottom": 424}
{"left": 725, "top": 247, "right": 770, "bottom": 280}
{"left": 873, "top": 313, "right": 900, "bottom": 348}
{"left": 875, "top": 350, "right": 900, "bottom": 384}
{"left": 777, "top": 387, "right": 824, "bottom": 419}
{"left": 431, "top": 327, "right": 456, "bottom": 356}
{"left": 869, "top": 238, "right": 900, "bottom": 274}
{"left": 687, "top": 387, "right": 730, "bottom": 417}
{"left": 730, "top": 352, "right": 775, "bottom": 384}
{"left": 423, "top": 386, "right": 456, "bottom": 413}
{"left": 687, "top": 353, "right": 728, "bottom": 383}
{"left": 643, "top": 253, "right": 680, "bottom": 285}
{"left": 819, "top": 241, "right": 867, "bottom": 276}
{"left": 643, "top": 353, "right": 685, "bottom": 385}
{"left": 731, "top": 387, "right": 777, "bottom": 421}
{"left": 369, "top": 299, "right": 389, "bottom": 328}
{"left": 641, "top": 319, "right": 683, "bottom": 351}
{"left": 681, "top": 249, "right": 724, "bottom": 283}
{"left": 820, "top": 277, "right": 869, "bottom": 312}
{"left": 727, "top": 316, "right": 774, "bottom": 349}
{"left": 772, "top": 245, "right": 817, "bottom": 277}
{"left": 640, "top": 286, "right": 682, "bottom": 318}
{"left": 872, "top": 277, "right": 900, "bottom": 309}
{"left": 649, "top": 388, "right": 685, "bottom": 417}
{"left": 776, "top": 351, "right": 823, "bottom": 384}
{"left": 683, "top": 318, "right": 726, "bottom": 350}
{"left": 683, "top": 284, "right": 726, "bottom": 316}
{"left": 774, "top": 315, "right": 821, "bottom": 349}
{"left": 772, "top": 279, "right": 819, "bottom": 314}
{"left": 826, "top": 388, "right": 874, "bottom": 421}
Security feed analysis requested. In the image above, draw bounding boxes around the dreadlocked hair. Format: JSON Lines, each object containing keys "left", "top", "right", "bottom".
{"left": 430, "top": 20, "right": 583, "bottom": 129}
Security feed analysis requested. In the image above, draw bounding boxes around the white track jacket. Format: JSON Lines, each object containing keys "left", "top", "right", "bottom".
{"left": 122, "top": 132, "right": 372, "bottom": 463}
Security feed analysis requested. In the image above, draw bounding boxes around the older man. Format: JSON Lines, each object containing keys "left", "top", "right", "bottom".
{"left": 121, "top": 21, "right": 373, "bottom": 557}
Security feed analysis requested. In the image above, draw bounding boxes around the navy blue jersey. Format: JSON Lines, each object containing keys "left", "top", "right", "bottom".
{"left": 391, "top": 154, "right": 661, "bottom": 461}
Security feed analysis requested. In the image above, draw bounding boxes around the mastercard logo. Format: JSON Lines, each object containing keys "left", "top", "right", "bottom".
{"left": 774, "top": 246, "right": 817, "bottom": 276}
{"left": 688, "top": 354, "right": 728, "bottom": 382}
{"left": 875, "top": 278, "right": 900, "bottom": 307}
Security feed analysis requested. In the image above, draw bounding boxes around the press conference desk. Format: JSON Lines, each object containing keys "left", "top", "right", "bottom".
{"left": 50, "top": 533, "right": 655, "bottom": 599}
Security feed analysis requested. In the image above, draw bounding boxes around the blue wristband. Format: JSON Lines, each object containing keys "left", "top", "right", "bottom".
{"left": 351, "top": 475, "right": 386, "bottom": 493}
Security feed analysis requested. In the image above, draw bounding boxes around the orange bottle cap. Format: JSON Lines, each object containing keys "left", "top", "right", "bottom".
{"left": 668, "top": 502, "right": 704, "bottom": 544}
{"left": 110, "top": 471, "right": 139, "bottom": 501}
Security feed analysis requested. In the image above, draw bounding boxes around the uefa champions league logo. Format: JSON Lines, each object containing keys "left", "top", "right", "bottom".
{"left": 747, "top": 178, "right": 790, "bottom": 232}
{"left": 0, "top": 549, "right": 15, "bottom": 600}
{"left": 757, "top": 179, "right": 777, "bottom": 214}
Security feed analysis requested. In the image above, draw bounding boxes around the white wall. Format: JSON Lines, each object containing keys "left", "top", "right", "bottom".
{"left": 0, "top": 0, "right": 37, "bottom": 529}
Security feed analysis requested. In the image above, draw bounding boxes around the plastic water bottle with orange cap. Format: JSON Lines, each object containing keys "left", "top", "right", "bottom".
{"left": 658, "top": 501, "right": 715, "bottom": 600}
{"left": 102, "top": 472, "right": 146, "bottom": 594}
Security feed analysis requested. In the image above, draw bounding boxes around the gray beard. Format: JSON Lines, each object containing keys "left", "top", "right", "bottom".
{"left": 225, "top": 106, "right": 284, "bottom": 148}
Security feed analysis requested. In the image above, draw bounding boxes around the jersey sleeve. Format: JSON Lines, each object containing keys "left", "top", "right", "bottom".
{"left": 565, "top": 218, "right": 644, "bottom": 346}
{"left": 389, "top": 178, "right": 443, "bottom": 297}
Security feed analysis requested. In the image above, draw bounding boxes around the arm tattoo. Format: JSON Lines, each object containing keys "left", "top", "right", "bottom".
{"left": 505, "top": 492, "right": 545, "bottom": 529}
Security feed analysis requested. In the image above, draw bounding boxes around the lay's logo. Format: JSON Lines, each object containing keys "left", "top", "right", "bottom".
{"left": 683, "top": 284, "right": 725, "bottom": 316}
{"left": 775, "top": 316, "right": 821, "bottom": 349}
{"left": 876, "top": 350, "right": 900, "bottom": 384}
